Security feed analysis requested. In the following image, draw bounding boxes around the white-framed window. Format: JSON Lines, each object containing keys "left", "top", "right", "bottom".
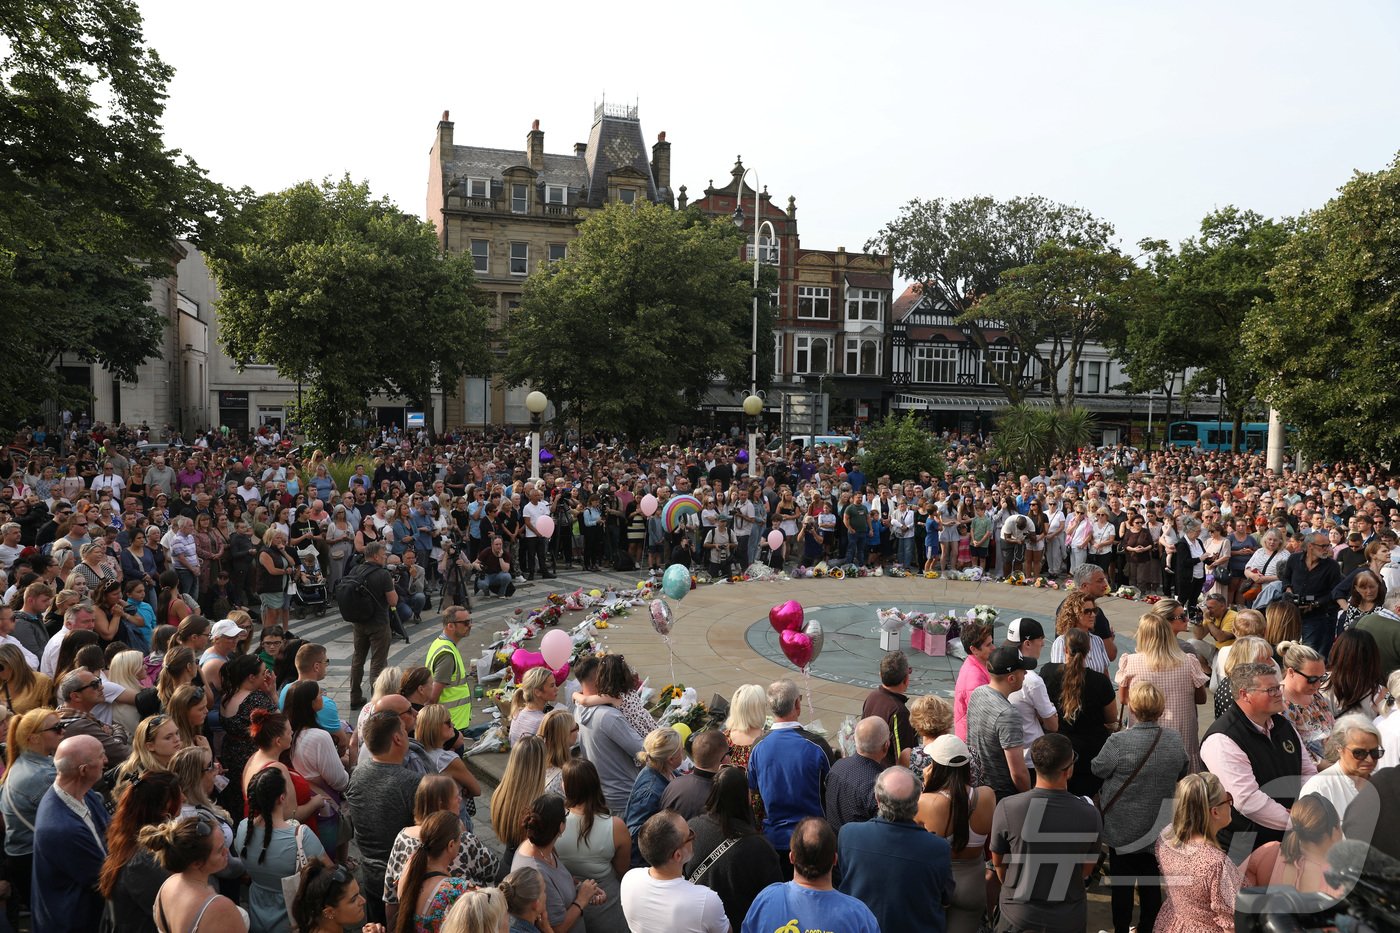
{"left": 470, "top": 239, "right": 489, "bottom": 275}
{"left": 981, "top": 346, "right": 1014, "bottom": 385}
{"left": 1077, "top": 360, "right": 1104, "bottom": 395}
{"left": 773, "top": 333, "right": 784, "bottom": 376}
{"left": 794, "top": 335, "right": 831, "bottom": 374}
{"left": 511, "top": 183, "right": 528, "bottom": 213}
{"left": 618, "top": 188, "right": 636, "bottom": 204}
{"left": 465, "top": 177, "right": 490, "bottom": 199}
{"left": 769, "top": 290, "right": 780, "bottom": 310}
{"left": 509, "top": 242, "right": 528, "bottom": 276}
{"left": 846, "top": 337, "right": 880, "bottom": 376}
{"left": 846, "top": 287, "right": 883, "bottom": 321}
{"left": 745, "top": 236, "right": 779, "bottom": 264}
{"left": 797, "top": 286, "right": 831, "bottom": 320}
{"left": 913, "top": 344, "right": 958, "bottom": 384}
{"left": 547, "top": 243, "right": 566, "bottom": 264}
{"left": 545, "top": 184, "right": 567, "bottom": 205}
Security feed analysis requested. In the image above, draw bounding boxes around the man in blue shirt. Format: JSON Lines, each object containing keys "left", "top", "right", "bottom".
{"left": 742, "top": 817, "right": 878, "bottom": 933}
{"left": 837, "top": 766, "right": 954, "bottom": 933}
{"left": 748, "top": 679, "right": 829, "bottom": 879}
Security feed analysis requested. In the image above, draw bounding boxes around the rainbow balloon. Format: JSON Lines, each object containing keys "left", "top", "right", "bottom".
{"left": 662, "top": 494, "right": 702, "bottom": 533}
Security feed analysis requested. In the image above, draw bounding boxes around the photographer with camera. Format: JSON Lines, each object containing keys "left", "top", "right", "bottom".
{"left": 702, "top": 514, "right": 737, "bottom": 579}
{"left": 1281, "top": 531, "right": 1344, "bottom": 657}
{"left": 471, "top": 535, "right": 514, "bottom": 598}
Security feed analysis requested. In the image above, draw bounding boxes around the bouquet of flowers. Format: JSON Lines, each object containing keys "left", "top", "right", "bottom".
{"left": 830, "top": 567, "right": 846, "bottom": 580}
{"left": 1005, "top": 572, "right": 1027, "bottom": 586}
{"left": 967, "top": 605, "right": 999, "bottom": 628}
{"left": 877, "top": 607, "right": 909, "bottom": 633}
{"left": 790, "top": 565, "right": 812, "bottom": 579}
{"left": 962, "top": 566, "right": 987, "bottom": 583}
{"left": 835, "top": 716, "right": 859, "bottom": 759}
{"left": 1112, "top": 585, "right": 1140, "bottom": 600}
{"left": 923, "top": 570, "right": 940, "bottom": 579}
{"left": 886, "top": 565, "right": 911, "bottom": 578}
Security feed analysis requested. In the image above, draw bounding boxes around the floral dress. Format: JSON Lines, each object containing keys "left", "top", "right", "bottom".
{"left": 1154, "top": 833, "right": 1242, "bottom": 932}
{"left": 220, "top": 690, "right": 279, "bottom": 795}
{"left": 1285, "top": 692, "right": 1334, "bottom": 763}
{"left": 412, "top": 875, "right": 472, "bottom": 933}
{"left": 382, "top": 828, "right": 500, "bottom": 904}
{"left": 725, "top": 728, "right": 765, "bottom": 825}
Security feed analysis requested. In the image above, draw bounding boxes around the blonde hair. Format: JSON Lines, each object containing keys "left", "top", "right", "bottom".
{"left": 115, "top": 715, "right": 177, "bottom": 785}
{"left": 415, "top": 703, "right": 452, "bottom": 747}
{"left": 440, "top": 886, "right": 507, "bottom": 933}
{"left": 1233, "top": 609, "right": 1265, "bottom": 638}
{"left": 1223, "top": 636, "right": 1275, "bottom": 682}
{"left": 538, "top": 708, "right": 575, "bottom": 770}
{"left": 490, "top": 735, "right": 547, "bottom": 850}
{"left": 107, "top": 650, "right": 146, "bottom": 692}
{"left": 509, "top": 667, "right": 555, "bottom": 719}
{"left": 167, "top": 683, "right": 208, "bottom": 751}
{"left": 1133, "top": 614, "right": 1188, "bottom": 671}
{"left": 1127, "top": 680, "right": 1165, "bottom": 722}
{"left": 1382, "top": 669, "right": 1400, "bottom": 715}
{"left": 725, "top": 684, "right": 769, "bottom": 732}
{"left": 909, "top": 694, "right": 953, "bottom": 740}
{"left": 169, "top": 745, "right": 229, "bottom": 822}
{"left": 1264, "top": 601, "right": 1302, "bottom": 648}
{"left": 370, "top": 666, "right": 404, "bottom": 705}
{"left": 3, "top": 708, "right": 58, "bottom": 783}
{"left": 1165, "top": 772, "right": 1229, "bottom": 849}
{"left": 637, "top": 727, "right": 682, "bottom": 770}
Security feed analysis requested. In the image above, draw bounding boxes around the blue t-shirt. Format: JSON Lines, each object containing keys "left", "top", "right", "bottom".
{"left": 741, "top": 881, "right": 879, "bottom": 933}
{"left": 278, "top": 681, "right": 343, "bottom": 733}
{"left": 747, "top": 728, "right": 829, "bottom": 849}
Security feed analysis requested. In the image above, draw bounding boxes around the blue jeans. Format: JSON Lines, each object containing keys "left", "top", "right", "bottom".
{"left": 176, "top": 568, "right": 200, "bottom": 608}
{"left": 846, "top": 535, "right": 869, "bottom": 567}
{"left": 396, "top": 592, "right": 427, "bottom": 623}
{"left": 898, "top": 536, "right": 915, "bottom": 567}
{"left": 478, "top": 571, "right": 514, "bottom": 596}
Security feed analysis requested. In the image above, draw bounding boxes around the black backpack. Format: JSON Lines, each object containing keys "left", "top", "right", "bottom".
{"left": 334, "top": 563, "right": 382, "bottom": 624}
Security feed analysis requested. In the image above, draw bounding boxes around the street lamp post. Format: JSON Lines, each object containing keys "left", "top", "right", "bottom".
{"left": 733, "top": 162, "right": 776, "bottom": 483}
{"left": 742, "top": 393, "right": 763, "bottom": 478}
{"left": 525, "top": 390, "right": 548, "bottom": 482}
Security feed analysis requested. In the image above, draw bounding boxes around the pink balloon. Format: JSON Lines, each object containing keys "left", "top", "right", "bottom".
{"left": 535, "top": 515, "right": 556, "bottom": 538}
{"left": 768, "top": 599, "right": 804, "bottom": 634}
{"left": 780, "top": 629, "right": 814, "bottom": 669}
{"left": 539, "top": 629, "right": 572, "bottom": 670}
{"left": 767, "top": 530, "right": 784, "bottom": 551}
{"left": 640, "top": 494, "right": 658, "bottom": 517}
{"left": 509, "top": 648, "right": 570, "bottom": 685}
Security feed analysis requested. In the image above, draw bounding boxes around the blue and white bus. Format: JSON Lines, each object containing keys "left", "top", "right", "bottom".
{"left": 1166, "top": 421, "right": 1295, "bottom": 452}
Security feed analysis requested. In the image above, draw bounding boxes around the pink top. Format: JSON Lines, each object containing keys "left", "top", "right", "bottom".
{"left": 1155, "top": 833, "right": 1242, "bottom": 932}
{"left": 953, "top": 655, "right": 990, "bottom": 742}
{"left": 1200, "top": 716, "right": 1318, "bottom": 831}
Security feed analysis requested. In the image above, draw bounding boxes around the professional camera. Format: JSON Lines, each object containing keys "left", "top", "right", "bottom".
{"left": 1235, "top": 840, "right": 1400, "bottom": 933}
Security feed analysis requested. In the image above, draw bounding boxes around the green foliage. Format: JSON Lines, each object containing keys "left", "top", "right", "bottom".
{"left": 856, "top": 413, "right": 945, "bottom": 482}
{"left": 1245, "top": 153, "right": 1400, "bottom": 463}
{"left": 502, "top": 202, "right": 764, "bottom": 440}
{"left": 318, "top": 453, "right": 376, "bottom": 493}
{"left": 205, "top": 176, "right": 490, "bottom": 447}
{"left": 867, "top": 195, "right": 1115, "bottom": 402}
{"left": 992, "top": 405, "right": 1095, "bottom": 476}
{"left": 0, "top": 0, "right": 230, "bottom": 424}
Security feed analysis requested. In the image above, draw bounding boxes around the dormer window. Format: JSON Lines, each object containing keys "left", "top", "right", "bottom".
{"left": 546, "top": 185, "right": 567, "bottom": 205}
{"left": 511, "top": 183, "right": 529, "bottom": 213}
{"left": 466, "top": 178, "right": 489, "bottom": 199}
{"left": 618, "top": 188, "right": 636, "bottom": 205}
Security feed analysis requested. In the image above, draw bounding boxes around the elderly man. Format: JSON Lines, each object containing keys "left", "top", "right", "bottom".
{"left": 31, "top": 735, "right": 110, "bottom": 933}
{"left": 748, "top": 679, "right": 830, "bottom": 878}
{"left": 990, "top": 734, "right": 1103, "bottom": 933}
{"left": 56, "top": 669, "right": 131, "bottom": 762}
{"left": 40, "top": 601, "right": 97, "bottom": 677}
{"left": 1191, "top": 593, "right": 1237, "bottom": 663}
{"left": 145, "top": 454, "right": 176, "bottom": 498}
{"left": 741, "top": 817, "right": 879, "bottom": 933}
{"left": 823, "top": 716, "right": 888, "bottom": 832}
{"left": 169, "top": 515, "right": 200, "bottom": 602}
{"left": 1201, "top": 662, "right": 1317, "bottom": 860}
{"left": 621, "top": 810, "right": 730, "bottom": 933}
{"left": 837, "top": 766, "right": 953, "bottom": 933}
{"left": 521, "top": 485, "right": 555, "bottom": 580}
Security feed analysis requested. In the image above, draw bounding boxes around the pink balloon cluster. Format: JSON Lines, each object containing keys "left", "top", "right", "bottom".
{"left": 509, "top": 648, "right": 570, "bottom": 685}
{"left": 768, "top": 600, "right": 822, "bottom": 670}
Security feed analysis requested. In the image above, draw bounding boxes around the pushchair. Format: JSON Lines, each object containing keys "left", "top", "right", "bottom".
{"left": 290, "top": 546, "right": 328, "bottom": 619}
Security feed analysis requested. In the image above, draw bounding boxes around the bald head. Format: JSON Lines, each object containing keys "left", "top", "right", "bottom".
{"left": 854, "top": 716, "right": 891, "bottom": 759}
{"left": 54, "top": 734, "right": 105, "bottom": 789}
{"left": 874, "top": 766, "right": 920, "bottom": 822}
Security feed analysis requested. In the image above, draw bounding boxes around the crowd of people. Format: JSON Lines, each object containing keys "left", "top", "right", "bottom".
{"left": 0, "top": 417, "right": 1399, "bottom": 931}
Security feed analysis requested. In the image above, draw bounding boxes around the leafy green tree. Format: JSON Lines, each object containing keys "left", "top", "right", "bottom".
{"left": 1145, "top": 207, "right": 1287, "bottom": 451}
{"left": 0, "top": 0, "right": 229, "bottom": 425}
{"left": 857, "top": 413, "right": 945, "bottom": 482}
{"left": 973, "top": 240, "right": 1135, "bottom": 407}
{"left": 1245, "top": 153, "right": 1400, "bottom": 463}
{"left": 206, "top": 177, "right": 489, "bottom": 445}
{"left": 991, "top": 405, "right": 1095, "bottom": 477}
{"left": 502, "top": 202, "right": 765, "bottom": 441}
{"left": 866, "top": 195, "right": 1114, "bottom": 403}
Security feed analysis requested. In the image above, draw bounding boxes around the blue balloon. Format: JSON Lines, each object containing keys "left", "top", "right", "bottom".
{"left": 661, "top": 564, "right": 691, "bottom": 601}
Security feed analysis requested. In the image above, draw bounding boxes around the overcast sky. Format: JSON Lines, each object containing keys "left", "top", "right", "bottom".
{"left": 139, "top": 0, "right": 1400, "bottom": 269}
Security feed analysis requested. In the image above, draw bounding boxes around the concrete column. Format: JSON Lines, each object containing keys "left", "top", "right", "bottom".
{"left": 1266, "top": 406, "right": 1285, "bottom": 474}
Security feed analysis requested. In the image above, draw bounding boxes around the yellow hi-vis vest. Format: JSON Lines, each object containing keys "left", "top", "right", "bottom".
{"left": 426, "top": 635, "right": 473, "bottom": 729}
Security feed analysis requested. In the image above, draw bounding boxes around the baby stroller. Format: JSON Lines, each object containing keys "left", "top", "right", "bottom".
{"left": 290, "top": 546, "right": 328, "bottom": 619}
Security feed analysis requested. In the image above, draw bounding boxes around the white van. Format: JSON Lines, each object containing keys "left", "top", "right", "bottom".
{"left": 768, "top": 435, "right": 856, "bottom": 452}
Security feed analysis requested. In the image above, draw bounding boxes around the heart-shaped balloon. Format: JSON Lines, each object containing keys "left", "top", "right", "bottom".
{"left": 769, "top": 599, "right": 804, "bottom": 634}
{"left": 509, "top": 648, "right": 570, "bottom": 685}
{"left": 802, "top": 619, "right": 824, "bottom": 663}
{"left": 649, "top": 598, "right": 673, "bottom": 636}
{"left": 780, "top": 629, "right": 814, "bottom": 669}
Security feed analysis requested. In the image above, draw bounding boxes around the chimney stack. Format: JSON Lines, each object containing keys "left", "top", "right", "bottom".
{"left": 527, "top": 119, "right": 544, "bottom": 171}
{"left": 651, "top": 131, "right": 671, "bottom": 190}
{"left": 574, "top": 142, "right": 588, "bottom": 157}
{"left": 437, "top": 110, "right": 453, "bottom": 152}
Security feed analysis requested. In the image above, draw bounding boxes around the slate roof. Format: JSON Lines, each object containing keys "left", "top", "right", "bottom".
{"left": 441, "top": 146, "right": 590, "bottom": 190}
{"left": 582, "top": 108, "right": 658, "bottom": 207}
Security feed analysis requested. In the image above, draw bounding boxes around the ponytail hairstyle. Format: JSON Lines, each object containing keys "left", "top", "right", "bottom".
{"left": 509, "top": 666, "right": 555, "bottom": 719}
{"left": 498, "top": 866, "right": 545, "bottom": 916}
{"left": 249, "top": 707, "right": 289, "bottom": 753}
{"left": 99, "top": 770, "right": 182, "bottom": 896}
{"left": 393, "top": 810, "right": 462, "bottom": 933}
{"left": 1059, "top": 628, "right": 1091, "bottom": 724}
{"left": 1381, "top": 669, "right": 1400, "bottom": 716}
{"left": 1279, "top": 794, "right": 1340, "bottom": 865}
{"left": 139, "top": 815, "right": 221, "bottom": 873}
{"left": 241, "top": 766, "right": 287, "bottom": 864}
{"left": 156, "top": 646, "right": 197, "bottom": 708}
{"left": 1165, "top": 772, "right": 1229, "bottom": 849}
{"left": 3, "top": 708, "right": 58, "bottom": 782}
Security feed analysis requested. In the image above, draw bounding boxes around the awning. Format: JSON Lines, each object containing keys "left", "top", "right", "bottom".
{"left": 892, "top": 392, "right": 1153, "bottom": 414}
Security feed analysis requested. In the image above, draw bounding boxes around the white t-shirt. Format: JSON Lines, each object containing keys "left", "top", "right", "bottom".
{"left": 522, "top": 500, "right": 551, "bottom": 538}
{"left": 1001, "top": 515, "right": 1029, "bottom": 543}
{"left": 619, "top": 870, "right": 730, "bottom": 933}
{"left": 1009, "top": 668, "right": 1057, "bottom": 765}
{"left": 1298, "top": 764, "right": 1362, "bottom": 819}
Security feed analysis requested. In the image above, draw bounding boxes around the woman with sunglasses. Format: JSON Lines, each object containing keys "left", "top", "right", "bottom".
{"left": 0, "top": 707, "right": 62, "bottom": 916}
{"left": 1154, "top": 772, "right": 1242, "bottom": 933}
{"left": 141, "top": 814, "right": 249, "bottom": 932}
{"left": 294, "top": 861, "right": 386, "bottom": 933}
{"left": 1299, "top": 714, "right": 1383, "bottom": 825}
{"left": 1280, "top": 643, "right": 1333, "bottom": 765}
{"left": 170, "top": 745, "right": 244, "bottom": 898}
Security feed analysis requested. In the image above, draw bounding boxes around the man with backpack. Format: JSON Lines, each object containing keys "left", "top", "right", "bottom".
{"left": 340, "top": 541, "right": 398, "bottom": 708}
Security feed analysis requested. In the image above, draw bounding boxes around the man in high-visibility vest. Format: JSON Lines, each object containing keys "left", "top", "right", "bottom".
{"left": 426, "top": 604, "right": 474, "bottom": 729}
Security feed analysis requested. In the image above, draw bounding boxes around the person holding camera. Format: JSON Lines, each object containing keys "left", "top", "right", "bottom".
{"left": 703, "top": 515, "right": 738, "bottom": 579}
{"left": 1281, "top": 530, "right": 1344, "bottom": 657}
{"left": 472, "top": 535, "right": 515, "bottom": 598}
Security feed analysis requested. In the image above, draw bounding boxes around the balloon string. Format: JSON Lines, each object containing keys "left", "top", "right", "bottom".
{"left": 665, "top": 634, "right": 676, "bottom": 686}
{"left": 802, "top": 665, "right": 813, "bottom": 715}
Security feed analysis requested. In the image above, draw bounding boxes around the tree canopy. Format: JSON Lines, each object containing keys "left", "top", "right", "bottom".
{"left": 0, "top": 0, "right": 228, "bottom": 425}
{"left": 502, "top": 201, "right": 766, "bottom": 440}
{"left": 1245, "top": 154, "right": 1400, "bottom": 463}
{"left": 867, "top": 195, "right": 1116, "bottom": 403}
{"left": 857, "top": 412, "right": 945, "bottom": 482}
{"left": 205, "top": 176, "right": 489, "bottom": 445}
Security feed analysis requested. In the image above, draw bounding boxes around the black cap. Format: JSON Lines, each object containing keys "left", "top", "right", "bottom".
{"left": 988, "top": 645, "right": 1037, "bottom": 676}
{"left": 1005, "top": 617, "right": 1044, "bottom": 645}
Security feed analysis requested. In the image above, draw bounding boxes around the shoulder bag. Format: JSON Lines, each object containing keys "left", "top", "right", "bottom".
{"left": 279, "top": 820, "right": 311, "bottom": 927}
{"left": 686, "top": 835, "right": 739, "bottom": 885}
{"left": 1101, "top": 727, "right": 1163, "bottom": 814}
